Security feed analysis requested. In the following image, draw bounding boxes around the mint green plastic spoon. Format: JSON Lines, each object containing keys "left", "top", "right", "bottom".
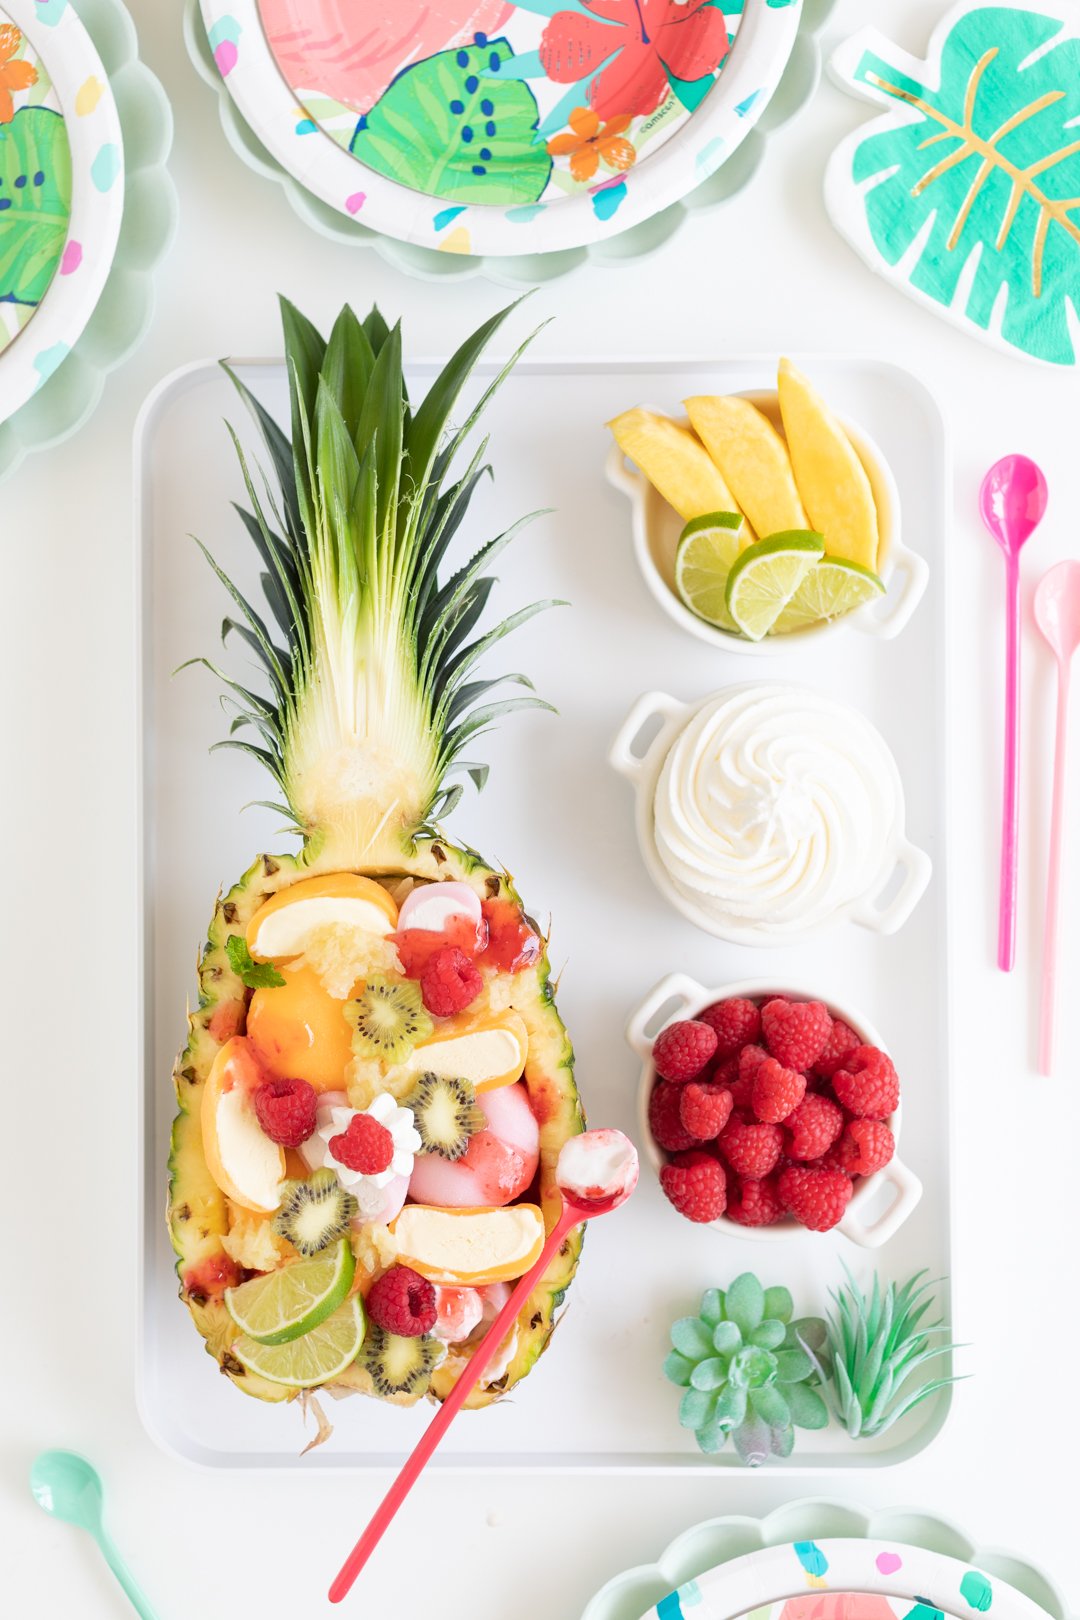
{"left": 31, "top": 1451, "right": 159, "bottom": 1619}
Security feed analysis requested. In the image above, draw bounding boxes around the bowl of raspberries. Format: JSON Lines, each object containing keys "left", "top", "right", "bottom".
{"left": 628, "top": 974, "right": 922, "bottom": 1245}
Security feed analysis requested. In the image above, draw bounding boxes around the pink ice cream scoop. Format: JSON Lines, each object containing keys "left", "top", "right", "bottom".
{"left": 407, "top": 1082, "right": 539, "bottom": 1208}
{"left": 256, "top": 0, "right": 515, "bottom": 116}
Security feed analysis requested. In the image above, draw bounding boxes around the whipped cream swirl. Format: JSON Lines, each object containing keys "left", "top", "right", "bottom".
{"left": 652, "top": 684, "right": 903, "bottom": 937}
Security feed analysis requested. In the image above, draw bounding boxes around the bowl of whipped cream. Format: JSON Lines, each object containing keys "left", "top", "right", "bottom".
{"left": 607, "top": 393, "right": 928, "bottom": 653}
{"left": 627, "top": 972, "right": 923, "bottom": 1247}
{"left": 610, "top": 682, "right": 931, "bottom": 944}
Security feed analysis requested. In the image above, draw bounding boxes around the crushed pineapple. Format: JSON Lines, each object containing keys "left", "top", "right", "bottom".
{"left": 296, "top": 926, "right": 403, "bottom": 1001}
{"left": 352, "top": 1221, "right": 397, "bottom": 1279}
{"left": 222, "top": 1207, "right": 294, "bottom": 1272}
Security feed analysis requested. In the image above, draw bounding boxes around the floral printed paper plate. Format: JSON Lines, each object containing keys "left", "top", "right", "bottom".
{"left": 581, "top": 1503, "right": 1071, "bottom": 1620}
{"left": 0, "top": 0, "right": 123, "bottom": 427}
{"left": 0, "top": 0, "right": 175, "bottom": 482}
{"left": 195, "top": 0, "right": 803, "bottom": 258}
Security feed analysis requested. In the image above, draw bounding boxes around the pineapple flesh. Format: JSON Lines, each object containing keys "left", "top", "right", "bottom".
{"left": 168, "top": 298, "right": 584, "bottom": 1412}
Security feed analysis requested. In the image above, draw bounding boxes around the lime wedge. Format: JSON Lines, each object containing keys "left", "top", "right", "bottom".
{"left": 231, "top": 1294, "right": 366, "bottom": 1387}
{"left": 771, "top": 555, "right": 886, "bottom": 634}
{"left": 225, "top": 1239, "right": 355, "bottom": 1346}
{"left": 725, "top": 530, "right": 825, "bottom": 641}
{"left": 674, "top": 511, "right": 746, "bottom": 632}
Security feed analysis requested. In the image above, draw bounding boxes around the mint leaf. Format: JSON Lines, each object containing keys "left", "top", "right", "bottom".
{"left": 226, "top": 934, "right": 285, "bottom": 989}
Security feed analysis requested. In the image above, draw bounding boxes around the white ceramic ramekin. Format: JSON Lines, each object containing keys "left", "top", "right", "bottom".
{"left": 606, "top": 391, "right": 929, "bottom": 652}
{"left": 609, "top": 683, "right": 932, "bottom": 945}
{"left": 627, "top": 973, "right": 923, "bottom": 1249}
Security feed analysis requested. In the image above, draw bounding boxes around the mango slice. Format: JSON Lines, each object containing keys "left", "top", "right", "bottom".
{"left": 608, "top": 407, "right": 753, "bottom": 531}
{"left": 776, "top": 359, "right": 879, "bottom": 571}
{"left": 684, "top": 394, "right": 808, "bottom": 538}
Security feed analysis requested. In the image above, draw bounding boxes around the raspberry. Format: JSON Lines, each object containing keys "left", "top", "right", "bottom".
{"left": 751, "top": 1056, "right": 807, "bottom": 1124}
{"left": 329, "top": 1112, "right": 394, "bottom": 1174}
{"left": 367, "top": 1265, "right": 438, "bottom": 1337}
{"left": 726, "top": 1173, "right": 786, "bottom": 1227}
{"left": 814, "top": 1018, "right": 861, "bottom": 1079}
{"left": 843, "top": 1118, "right": 895, "bottom": 1176}
{"left": 420, "top": 945, "right": 483, "bottom": 1018}
{"left": 728, "top": 1043, "right": 768, "bottom": 1109}
{"left": 648, "top": 1080, "right": 697, "bottom": 1153}
{"left": 679, "top": 1080, "right": 734, "bottom": 1142}
{"left": 718, "top": 1113, "right": 784, "bottom": 1178}
{"left": 697, "top": 997, "right": 761, "bottom": 1058}
{"left": 784, "top": 1092, "right": 844, "bottom": 1161}
{"left": 253, "top": 1077, "right": 318, "bottom": 1147}
{"left": 659, "top": 1150, "right": 727, "bottom": 1223}
{"left": 761, "top": 998, "right": 831, "bottom": 1071}
{"left": 711, "top": 1053, "right": 741, "bottom": 1089}
{"left": 832, "top": 1046, "right": 900, "bottom": 1119}
{"left": 778, "top": 1165, "right": 854, "bottom": 1232}
{"left": 652, "top": 1019, "right": 718, "bottom": 1083}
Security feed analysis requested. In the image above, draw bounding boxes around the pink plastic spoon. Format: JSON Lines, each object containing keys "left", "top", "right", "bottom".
{"left": 980, "top": 455, "right": 1048, "bottom": 971}
{"left": 1034, "top": 561, "right": 1080, "bottom": 1074}
{"left": 328, "top": 1129, "right": 639, "bottom": 1603}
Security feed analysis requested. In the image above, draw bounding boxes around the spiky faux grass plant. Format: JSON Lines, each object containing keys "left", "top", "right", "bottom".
{"left": 813, "top": 1268, "right": 962, "bottom": 1439}
{"left": 167, "top": 296, "right": 586, "bottom": 1409}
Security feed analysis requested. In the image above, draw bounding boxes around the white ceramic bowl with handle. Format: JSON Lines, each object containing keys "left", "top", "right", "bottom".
{"left": 610, "top": 683, "right": 932, "bottom": 946}
{"left": 627, "top": 973, "right": 923, "bottom": 1249}
{"left": 606, "top": 391, "right": 929, "bottom": 652}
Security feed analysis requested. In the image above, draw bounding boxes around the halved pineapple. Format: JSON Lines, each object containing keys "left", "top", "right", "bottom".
{"left": 168, "top": 299, "right": 585, "bottom": 1412}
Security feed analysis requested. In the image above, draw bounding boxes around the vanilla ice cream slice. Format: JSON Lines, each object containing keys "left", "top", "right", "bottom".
{"left": 390, "top": 1203, "right": 545, "bottom": 1286}
{"left": 405, "top": 1011, "right": 529, "bottom": 1093}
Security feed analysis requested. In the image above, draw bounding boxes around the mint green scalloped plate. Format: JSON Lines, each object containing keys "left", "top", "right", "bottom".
{"left": 0, "top": 0, "right": 176, "bottom": 482}
{"left": 581, "top": 1503, "right": 1071, "bottom": 1620}
{"left": 183, "top": 0, "right": 834, "bottom": 286}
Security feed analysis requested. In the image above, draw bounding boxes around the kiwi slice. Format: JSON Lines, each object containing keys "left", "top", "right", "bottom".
{"left": 405, "top": 1072, "right": 486, "bottom": 1161}
{"left": 362, "top": 1325, "right": 443, "bottom": 1399}
{"left": 345, "top": 977, "right": 433, "bottom": 1064}
{"left": 272, "top": 1169, "right": 358, "bottom": 1258}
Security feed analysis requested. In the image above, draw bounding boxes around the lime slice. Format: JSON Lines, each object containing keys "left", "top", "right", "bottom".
{"left": 231, "top": 1294, "right": 366, "bottom": 1387}
{"left": 771, "top": 555, "right": 887, "bottom": 634}
{"left": 225, "top": 1239, "right": 355, "bottom": 1346}
{"left": 725, "top": 530, "right": 825, "bottom": 641}
{"left": 674, "top": 511, "right": 746, "bottom": 632}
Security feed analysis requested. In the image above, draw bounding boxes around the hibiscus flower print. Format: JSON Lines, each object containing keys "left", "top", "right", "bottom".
{"left": 539, "top": 0, "right": 730, "bottom": 125}
{"left": 547, "top": 106, "right": 636, "bottom": 181}
{"left": 0, "top": 25, "right": 38, "bottom": 125}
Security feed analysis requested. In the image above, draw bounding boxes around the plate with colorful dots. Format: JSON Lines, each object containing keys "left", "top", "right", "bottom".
{"left": 582, "top": 1515, "right": 1064, "bottom": 1620}
{"left": 197, "top": 0, "right": 803, "bottom": 257}
{"left": 0, "top": 0, "right": 124, "bottom": 427}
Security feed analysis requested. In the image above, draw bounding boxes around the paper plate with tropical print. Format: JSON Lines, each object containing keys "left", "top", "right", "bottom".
{"left": 0, "top": 0, "right": 123, "bottom": 428}
{"left": 198, "top": 0, "right": 803, "bottom": 255}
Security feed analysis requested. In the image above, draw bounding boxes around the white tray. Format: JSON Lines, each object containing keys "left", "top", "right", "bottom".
{"left": 136, "top": 354, "right": 953, "bottom": 1471}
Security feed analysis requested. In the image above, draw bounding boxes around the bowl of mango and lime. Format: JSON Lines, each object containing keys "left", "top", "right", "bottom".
{"left": 605, "top": 359, "right": 928, "bottom": 653}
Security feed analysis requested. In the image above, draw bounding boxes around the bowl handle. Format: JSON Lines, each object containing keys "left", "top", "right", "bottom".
{"left": 625, "top": 972, "right": 707, "bottom": 1059}
{"left": 838, "top": 1157, "right": 924, "bottom": 1249}
{"left": 856, "top": 548, "right": 930, "bottom": 641}
{"left": 604, "top": 440, "right": 643, "bottom": 500}
{"left": 609, "top": 691, "right": 687, "bottom": 786}
{"left": 851, "top": 839, "right": 932, "bottom": 935}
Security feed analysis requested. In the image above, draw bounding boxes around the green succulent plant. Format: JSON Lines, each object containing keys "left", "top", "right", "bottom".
{"left": 664, "top": 1274, "right": 829, "bottom": 1466}
{"left": 813, "top": 1267, "right": 962, "bottom": 1439}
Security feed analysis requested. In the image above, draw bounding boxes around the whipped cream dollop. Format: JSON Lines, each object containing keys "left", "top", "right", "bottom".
{"left": 300, "top": 1091, "right": 418, "bottom": 1221}
{"left": 652, "top": 684, "right": 902, "bottom": 937}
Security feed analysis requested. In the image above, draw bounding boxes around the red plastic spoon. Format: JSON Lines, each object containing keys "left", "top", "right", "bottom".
{"left": 979, "top": 454, "right": 1048, "bottom": 971}
{"left": 328, "top": 1129, "right": 639, "bottom": 1604}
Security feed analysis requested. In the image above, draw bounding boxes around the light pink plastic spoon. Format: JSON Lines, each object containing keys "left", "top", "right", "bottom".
{"left": 328, "top": 1129, "right": 639, "bottom": 1603}
{"left": 980, "top": 456, "right": 1048, "bottom": 971}
{"left": 1034, "top": 561, "right": 1080, "bottom": 1074}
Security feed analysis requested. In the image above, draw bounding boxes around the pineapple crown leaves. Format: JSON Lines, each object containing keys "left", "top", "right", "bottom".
{"left": 185, "top": 294, "right": 563, "bottom": 855}
{"left": 808, "top": 1266, "right": 965, "bottom": 1440}
{"left": 664, "top": 1274, "right": 829, "bottom": 1466}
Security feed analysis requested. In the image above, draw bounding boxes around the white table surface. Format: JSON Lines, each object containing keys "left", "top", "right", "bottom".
{"left": 5, "top": 0, "right": 1080, "bottom": 1613}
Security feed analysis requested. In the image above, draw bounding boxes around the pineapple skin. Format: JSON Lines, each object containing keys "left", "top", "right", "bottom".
{"left": 169, "top": 841, "right": 585, "bottom": 1409}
